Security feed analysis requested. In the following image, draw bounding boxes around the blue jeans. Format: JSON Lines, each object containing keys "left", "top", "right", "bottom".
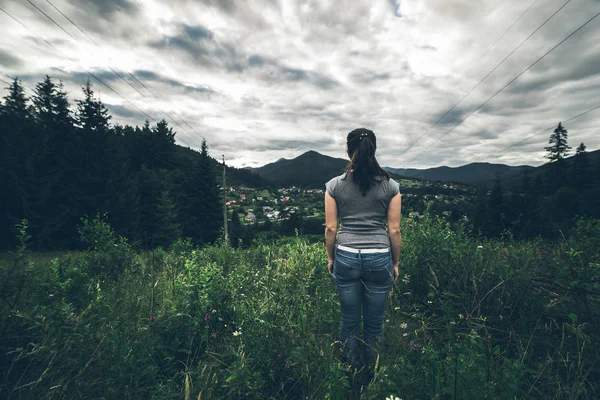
{"left": 332, "top": 246, "right": 394, "bottom": 367}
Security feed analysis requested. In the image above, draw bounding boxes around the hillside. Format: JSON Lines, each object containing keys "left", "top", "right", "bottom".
{"left": 250, "top": 150, "right": 348, "bottom": 188}
{"left": 384, "top": 163, "right": 535, "bottom": 185}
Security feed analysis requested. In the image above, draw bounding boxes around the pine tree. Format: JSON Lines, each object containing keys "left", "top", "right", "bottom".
{"left": 74, "top": 80, "right": 112, "bottom": 219}
{"left": 32, "top": 75, "right": 56, "bottom": 124}
{"left": 572, "top": 142, "right": 588, "bottom": 188}
{"left": 0, "top": 79, "right": 33, "bottom": 247}
{"left": 1, "top": 78, "right": 29, "bottom": 119}
{"left": 151, "top": 119, "right": 176, "bottom": 168}
{"left": 544, "top": 122, "right": 571, "bottom": 189}
{"left": 76, "top": 80, "right": 111, "bottom": 132}
{"left": 544, "top": 122, "right": 571, "bottom": 162}
{"left": 30, "top": 76, "right": 68, "bottom": 247}
{"left": 197, "top": 140, "right": 222, "bottom": 244}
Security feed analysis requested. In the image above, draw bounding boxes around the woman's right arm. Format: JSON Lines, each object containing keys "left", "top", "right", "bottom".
{"left": 387, "top": 193, "right": 402, "bottom": 282}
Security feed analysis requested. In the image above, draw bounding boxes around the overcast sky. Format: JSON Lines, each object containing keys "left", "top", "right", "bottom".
{"left": 1, "top": 0, "right": 599, "bottom": 169}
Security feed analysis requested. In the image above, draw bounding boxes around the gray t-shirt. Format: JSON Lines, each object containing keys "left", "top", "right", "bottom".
{"left": 325, "top": 173, "right": 400, "bottom": 249}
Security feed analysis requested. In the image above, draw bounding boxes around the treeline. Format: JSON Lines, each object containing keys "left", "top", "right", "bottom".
{"left": 0, "top": 76, "right": 233, "bottom": 250}
{"left": 468, "top": 123, "right": 600, "bottom": 239}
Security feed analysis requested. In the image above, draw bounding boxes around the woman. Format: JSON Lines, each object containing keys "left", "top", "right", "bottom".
{"left": 325, "top": 128, "right": 402, "bottom": 373}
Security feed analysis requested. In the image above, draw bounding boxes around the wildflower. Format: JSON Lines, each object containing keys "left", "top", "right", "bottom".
{"left": 394, "top": 306, "right": 400, "bottom": 310}
{"left": 386, "top": 319, "right": 389, "bottom": 323}
{"left": 211, "top": 333, "right": 217, "bottom": 338}
{"left": 402, "top": 333, "right": 409, "bottom": 337}
{"left": 466, "top": 314, "right": 472, "bottom": 321}
{"left": 212, "top": 309, "right": 217, "bottom": 314}
{"left": 459, "top": 314, "right": 464, "bottom": 319}
{"left": 386, "top": 396, "right": 402, "bottom": 400}
{"left": 477, "top": 245, "right": 483, "bottom": 249}
{"left": 149, "top": 315, "right": 156, "bottom": 324}
{"left": 410, "top": 343, "right": 422, "bottom": 350}
{"left": 427, "top": 300, "right": 432, "bottom": 304}
{"left": 400, "top": 322, "right": 408, "bottom": 329}
{"left": 233, "top": 330, "right": 242, "bottom": 337}
{"left": 205, "top": 312, "right": 211, "bottom": 321}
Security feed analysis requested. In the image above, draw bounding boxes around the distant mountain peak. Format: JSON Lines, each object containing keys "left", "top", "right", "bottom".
{"left": 303, "top": 150, "right": 321, "bottom": 156}
{"left": 251, "top": 150, "right": 348, "bottom": 188}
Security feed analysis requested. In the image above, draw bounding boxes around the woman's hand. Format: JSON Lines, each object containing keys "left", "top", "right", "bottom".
{"left": 328, "top": 260, "right": 334, "bottom": 276}
{"left": 393, "top": 264, "right": 399, "bottom": 282}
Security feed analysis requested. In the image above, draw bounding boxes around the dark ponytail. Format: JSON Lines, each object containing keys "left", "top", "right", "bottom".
{"left": 343, "top": 128, "right": 391, "bottom": 196}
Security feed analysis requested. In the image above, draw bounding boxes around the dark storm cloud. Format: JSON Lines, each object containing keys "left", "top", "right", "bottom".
{"left": 476, "top": 94, "right": 544, "bottom": 117}
{"left": 204, "top": 0, "right": 236, "bottom": 14}
{"left": 0, "top": 49, "right": 21, "bottom": 68}
{"left": 44, "top": 68, "right": 216, "bottom": 97}
{"left": 246, "top": 55, "right": 341, "bottom": 89}
{"left": 507, "top": 51, "right": 600, "bottom": 94}
{"left": 351, "top": 71, "right": 392, "bottom": 85}
{"left": 70, "top": 0, "right": 138, "bottom": 17}
{"left": 133, "top": 70, "right": 217, "bottom": 95}
{"left": 149, "top": 24, "right": 246, "bottom": 71}
{"left": 273, "top": 109, "right": 344, "bottom": 123}
{"left": 151, "top": 23, "right": 215, "bottom": 54}
{"left": 431, "top": 105, "right": 473, "bottom": 126}
{"left": 389, "top": 0, "right": 402, "bottom": 17}
{"left": 182, "top": 24, "right": 214, "bottom": 41}
{"left": 151, "top": 29, "right": 341, "bottom": 89}
{"left": 106, "top": 103, "right": 149, "bottom": 121}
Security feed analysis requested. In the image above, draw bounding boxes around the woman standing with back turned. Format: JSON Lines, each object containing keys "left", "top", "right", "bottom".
{"left": 325, "top": 128, "right": 402, "bottom": 375}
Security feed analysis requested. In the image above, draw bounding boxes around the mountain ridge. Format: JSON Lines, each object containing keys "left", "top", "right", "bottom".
{"left": 247, "top": 149, "right": 600, "bottom": 189}
{"left": 384, "top": 162, "right": 535, "bottom": 185}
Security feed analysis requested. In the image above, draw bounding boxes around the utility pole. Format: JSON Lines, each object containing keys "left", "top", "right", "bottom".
{"left": 222, "top": 155, "right": 228, "bottom": 242}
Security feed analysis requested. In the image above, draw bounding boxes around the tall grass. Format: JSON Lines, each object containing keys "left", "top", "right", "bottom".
{"left": 0, "top": 215, "right": 598, "bottom": 399}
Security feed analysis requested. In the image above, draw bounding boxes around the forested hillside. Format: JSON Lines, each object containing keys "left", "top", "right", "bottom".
{"left": 385, "top": 162, "right": 535, "bottom": 184}
{"left": 467, "top": 127, "right": 600, "bottom": 240}
{"left": 0, "top": 77, "right": 263, "bottom": 250}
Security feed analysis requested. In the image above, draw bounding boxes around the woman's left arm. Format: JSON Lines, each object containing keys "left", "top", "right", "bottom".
{"left": 324, "top": 192, "right": 338, "bottom": 274}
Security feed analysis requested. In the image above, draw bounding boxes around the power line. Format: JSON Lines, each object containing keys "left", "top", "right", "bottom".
{"left": 23, "top": 2, "right": 154, "bottom": 110}
{"left": 405, "top": 10, "right": 600, "bottom": 166}
{"left": 456, "top": 0, "right": 539, "bottom": 88}
{"left": 0, "top": 6, "right": 160, "bottom": 123}
{"left": 44, "top": 0, "right": 100, "bottom": 46}
{"left": 490, "top": 103, "right": 600, "bottom": 157}
{"left": 26, "top": 0, "right": 158, "bottom": 103}
{"left": 43, "top": 0, "right": 211, "bottom": 150}
{"left": 399, "top": 0, "right": 573, "bottom": 159}
{"left": 7, "top": 1, "right": 203, "bottom": 150}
